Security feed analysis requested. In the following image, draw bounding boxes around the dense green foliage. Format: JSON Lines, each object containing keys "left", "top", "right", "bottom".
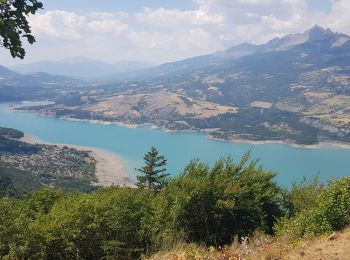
{"left": 0, "top": 0, "right": 43, "bottom": 58}
{"left": 275, "top": 177, "right": 350, "bottom": 238}
{"left": 0, "top": 152, "right": 349, "bottom": 259}
{"left": 0, "top": 188, "right": 154, "bottom": 259}
{"left": 150, "top": 154, "right": 282, "bottom": 248}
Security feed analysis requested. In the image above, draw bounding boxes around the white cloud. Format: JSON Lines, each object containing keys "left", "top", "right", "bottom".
{"left": 135, "top": 7, "right": 224, "bottom": 28}
{"left": 319, "top": 0, "right": 350, "bottom": 34}
{"left": 87, "top": 20, "right": 128, "bottom": 34}
{"left": 29, "top": 11, "right": 86, "bottom": 39}
{"left": 3, "top": 0, "right": 350, "bottom": 66}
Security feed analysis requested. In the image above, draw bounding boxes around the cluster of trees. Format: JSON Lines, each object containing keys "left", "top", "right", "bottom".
{"left": 1, "top": 148, "right": 349, "bottom": 259}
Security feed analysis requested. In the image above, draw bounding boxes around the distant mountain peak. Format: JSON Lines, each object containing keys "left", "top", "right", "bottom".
{"left": 306, "top": 25, "right": 335, "bottom": 41}
{"left": 309, "top": 24, "right": 328, "bottom": 32}
{"left": 221, "top": 25, "right": 350, "bottom": 62}
{"left": 59, "top": 56, "right": 98, "bottom": 64}
{"left": 263, "top": 25, "right": 336, "bottom": 51}
{"left": 263, "top": 26, "right": 346, "bottom": 52}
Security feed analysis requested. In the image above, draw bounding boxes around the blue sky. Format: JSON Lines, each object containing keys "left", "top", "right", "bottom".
{"left": 309, "top": 0, "right": 333, "bottom": 12}
{"left": 1, "top": 0, "right": 349, "bottom": 66}
{"left": 42, "top": 0, "right": 198, "bottom": 13}
{"left": 43, "top": 0, "right": 332, "bottom": 13}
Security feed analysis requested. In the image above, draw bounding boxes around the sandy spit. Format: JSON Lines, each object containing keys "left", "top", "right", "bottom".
{"left": 20, "top": 135, "right": 134, "bottom": 187}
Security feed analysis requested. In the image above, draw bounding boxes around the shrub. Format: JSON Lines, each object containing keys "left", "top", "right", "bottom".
{"left": 282, "top": 176, "right": 323, "bottom": 217}
{"left": 37, "top": 187, "right": 154, "bottom": 259}
{"left": 151, "top": 154, "right": 283, "bottom": 247}
{"left": 275, "top": 177, "right": 350, "bottom": 238}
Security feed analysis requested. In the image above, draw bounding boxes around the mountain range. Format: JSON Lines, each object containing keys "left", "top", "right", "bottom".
{"left": 0, "top": 64, "right": 84, "bottom": 101}
{"left": 125, "top": 25, "right": 350, "bottom": 80}
{"left": 3, "top": 25, "right": 350, "bottom": 144}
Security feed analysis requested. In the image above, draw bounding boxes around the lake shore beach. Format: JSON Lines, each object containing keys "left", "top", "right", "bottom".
{"left": 20, "top": 134, "right": 134, "bottom": 187}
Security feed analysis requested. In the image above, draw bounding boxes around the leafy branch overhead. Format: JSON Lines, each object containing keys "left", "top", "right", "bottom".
{"left": 0, "top": 0, "right": 43, "bottom": 59}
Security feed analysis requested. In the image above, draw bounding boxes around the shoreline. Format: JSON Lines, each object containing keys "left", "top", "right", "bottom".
{"left": 54, "top": 113, "right": 350, "bottom": 149}
{"left": 20, "top": 134, "right": 135, "bottom": 187}
{"left": 208, "top": 136, "right": 350, "bottom": 149}
{"left": 9, "top": 104, "right": 350, "bottom": 150}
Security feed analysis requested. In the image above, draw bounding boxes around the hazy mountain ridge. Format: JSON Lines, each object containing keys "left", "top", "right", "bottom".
{"left": 0, "top": 64, "right": 86, "bottom": 101}
{"left": 125, "top": 25, "right": 350, "bottom": 81}
{"left": 10, "top": 57, "right": 157, "bottom": 80}
{"left": 0, "top": 65, "right": 81, "bottom": 85}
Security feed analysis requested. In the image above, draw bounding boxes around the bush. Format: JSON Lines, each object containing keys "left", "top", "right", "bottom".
{"left": 0, "top": 197, "right": 46, "bottom": 259}
{"left": 150, "top": 153, "right": 283, "bottom": 247}
{"left": 275, "top": 177, "right": 350, "bottom": 238}
{"left": 283, "top": 176, "right": 324, "bottom": 216}
{"left": 1, "top": 155, "right": 350, "bottom": 259}
{"left": 36, "top": 187, "right": 154, "bottom": 259}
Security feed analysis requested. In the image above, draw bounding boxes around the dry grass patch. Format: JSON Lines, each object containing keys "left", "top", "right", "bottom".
{"left": 250, "top": 101, "right": 273, "bottom": 109}
{"left": 82, "top": 92, "right": 237, "bottom": 120}
{"left": 146, "top": 228, "right": 350, "bottom": 260}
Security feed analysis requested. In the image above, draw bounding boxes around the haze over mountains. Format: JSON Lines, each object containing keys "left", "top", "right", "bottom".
{"left": 3, "top": 25, "right": 350, "bottom": 144}
{"left": 0, "top": 64, "right": 83, "bottom": 101}
{"left": 10, "top": 57, "right": 156, "bottom": 80}
{"left": 6, "top": 25, "right": 350, "bottom": 82}
{"left": 128, "top": 25, "right": 350, "bottom": 79}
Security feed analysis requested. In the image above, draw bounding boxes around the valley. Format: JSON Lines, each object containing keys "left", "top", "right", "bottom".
{"left": 1, "top": 0, "right": 350, "bottom": 257}
{"left": 5, "top": 26, "right": 350, "bottom": 145}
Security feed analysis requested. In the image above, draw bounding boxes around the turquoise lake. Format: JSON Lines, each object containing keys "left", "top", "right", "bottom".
{"left": 0, "top": 102, "right": 349, "bottom": 186}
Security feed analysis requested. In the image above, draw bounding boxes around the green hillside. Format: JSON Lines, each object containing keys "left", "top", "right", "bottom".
{"left": 1, "top": 151, "right": 349, "bottom": 259}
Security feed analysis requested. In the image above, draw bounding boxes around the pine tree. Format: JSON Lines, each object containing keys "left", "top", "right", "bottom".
{"left": 136, "top": 147, "right": 169, "bottom": 192}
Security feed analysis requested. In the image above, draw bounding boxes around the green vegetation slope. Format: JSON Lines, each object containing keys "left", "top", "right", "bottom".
{"left": 1, "top": 152, "right": 349, "bottom": 259}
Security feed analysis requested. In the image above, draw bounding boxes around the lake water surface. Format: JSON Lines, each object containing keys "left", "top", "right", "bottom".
{"left": 1, "top": 102, "right": 349, "bottom": 186}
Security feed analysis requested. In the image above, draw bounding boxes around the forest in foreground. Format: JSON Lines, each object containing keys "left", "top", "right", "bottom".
{"left": 1, "top": 152, "right": 350, "bottom": 259}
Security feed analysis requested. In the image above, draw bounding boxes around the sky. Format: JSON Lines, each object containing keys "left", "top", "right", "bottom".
{"left": 1, "top": 0, "right": 349, "bottom": 66}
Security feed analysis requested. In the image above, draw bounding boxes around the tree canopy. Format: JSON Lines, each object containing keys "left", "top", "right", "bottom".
{"left": 0, "top": 0, "right": 43, "bottom": 59}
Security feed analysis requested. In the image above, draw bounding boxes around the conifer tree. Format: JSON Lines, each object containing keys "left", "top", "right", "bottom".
{"left": 136, "top": 147, "right": 169, "bottom": 192}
